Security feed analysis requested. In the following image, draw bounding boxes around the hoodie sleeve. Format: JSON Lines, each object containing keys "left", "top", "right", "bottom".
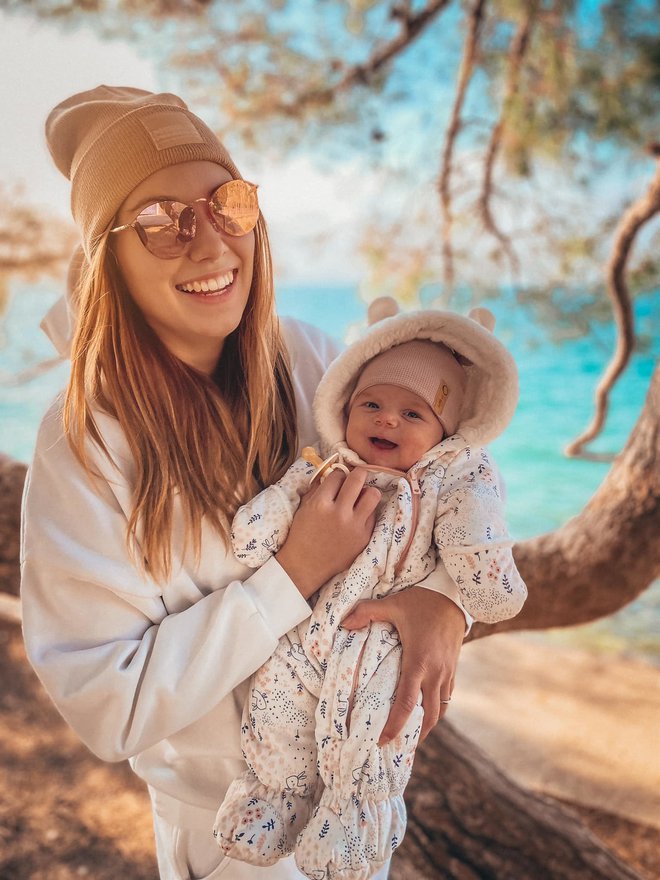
{"left": 231, "top": 456, "right": 317, "bottom": 566}
{"left": 20, "top": 402, "right": 311, "bottom": 763}
{"left": 433, "top": 446, "right": 527, "bottom": 624}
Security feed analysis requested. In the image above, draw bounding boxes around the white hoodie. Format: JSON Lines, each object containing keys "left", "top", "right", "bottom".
{"left": 20, "top": 318, "right": 339, "bottom": 828}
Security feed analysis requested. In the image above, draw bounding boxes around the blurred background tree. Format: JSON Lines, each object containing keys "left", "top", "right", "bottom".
{"left": 2, "top": 0, "right": 658, "bottom": 451}
{"left": 0, "top": 183, "right": 76, "bottom": 320}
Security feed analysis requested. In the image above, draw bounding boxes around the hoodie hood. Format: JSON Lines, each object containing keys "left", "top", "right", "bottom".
{"left": 40, "top": 245, "right": 85, "bottom": 359}
{"left": 313, "top": 307, "right": 519, "bottom": 454}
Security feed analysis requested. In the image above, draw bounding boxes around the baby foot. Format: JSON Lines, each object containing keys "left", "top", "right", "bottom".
{"left": 214, "top": 770, "right": 315, "bottom": 866}
{"left": 295, "top": 792, "right": 404, "bottom": 880}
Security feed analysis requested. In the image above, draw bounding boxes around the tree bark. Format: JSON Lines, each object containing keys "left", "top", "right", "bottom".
{"left": 0, "top": 453, "right": 26, "bottom": 599}
{"left": 394, "top": 721, "right": 644, "bottom": 879}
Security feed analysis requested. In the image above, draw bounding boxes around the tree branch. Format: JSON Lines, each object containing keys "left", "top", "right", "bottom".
{"left": 565, "top": 146, "right": 660, "bottom": 457}
{"left": 477, "top": 6, "right": 536, "bottom": 275}
{"left": 279, "top": 0, "right": 454, "bottom": 115}
{"left": 399, "top": 720, "right": 644, "bottom": 879}
{"left": 340, "top": 0, "right": 451, "bottom": 82}
{"left": 438, "top": 0, "right": 488, "bottom": 299}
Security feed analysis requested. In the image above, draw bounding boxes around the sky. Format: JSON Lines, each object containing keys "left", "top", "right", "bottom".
{"left": 0, "top": 11, "right": 377, "bottom": 283}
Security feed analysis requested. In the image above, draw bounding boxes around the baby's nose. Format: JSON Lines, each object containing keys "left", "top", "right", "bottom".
{"left": 375, "top": 410, "right": 397, "bottom": 426}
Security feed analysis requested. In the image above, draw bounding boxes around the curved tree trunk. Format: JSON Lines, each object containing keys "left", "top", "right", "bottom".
{"left": 471, "top": 364, "right": 659, "bottom": 641}
{"left": 395, "top": 721, "right": 643, "bottom": 879}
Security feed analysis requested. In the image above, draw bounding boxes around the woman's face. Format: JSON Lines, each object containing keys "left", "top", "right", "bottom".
{"left": 112, "top": 160, "right": 256, "bottom": 374}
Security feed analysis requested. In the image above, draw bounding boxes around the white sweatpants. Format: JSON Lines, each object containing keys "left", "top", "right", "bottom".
{"left": 152, "top": 799, "right": 391, "bottom": 880}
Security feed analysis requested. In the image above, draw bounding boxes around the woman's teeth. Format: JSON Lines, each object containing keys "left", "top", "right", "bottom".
{"left": 177, "top": 271, "right": 233, "bottom": 294}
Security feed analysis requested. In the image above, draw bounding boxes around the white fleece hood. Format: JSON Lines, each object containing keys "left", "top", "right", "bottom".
{"left": 313, "top": 306, "right": 519, "bottom": 453}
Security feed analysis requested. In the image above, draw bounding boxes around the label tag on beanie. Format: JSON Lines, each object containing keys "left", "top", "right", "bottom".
{"left": 433, "top": 383, "right": 450, "bottom": 415}
{"left": 140, "top": 111, "right": 203, "bottom": 150}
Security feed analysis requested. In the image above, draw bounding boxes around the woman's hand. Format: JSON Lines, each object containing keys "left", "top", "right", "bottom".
{"left": 341, "top": 588, "right": 465, "bottom": 744}
{"left": 276, "top": 468, "right": 381, "bottom": 600}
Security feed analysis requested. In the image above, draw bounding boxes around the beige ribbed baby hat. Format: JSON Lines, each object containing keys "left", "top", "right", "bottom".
{"left": 46, "top": 85, "right": 242, "bottom": 257}
{"left": 349, "top": 340, "right": 467, "bottom": 437}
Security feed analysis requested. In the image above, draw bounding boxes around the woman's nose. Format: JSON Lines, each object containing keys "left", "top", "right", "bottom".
{"left": 187, "top": 209, "right": 230, "bottom": 261}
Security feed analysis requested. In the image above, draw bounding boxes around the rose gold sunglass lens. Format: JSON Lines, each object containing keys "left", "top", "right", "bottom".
{"left": 209, "top": 180, "right": 259, "bottom": 236}
{"left": 136, "top": 205, "right": 191, "bottom": 257}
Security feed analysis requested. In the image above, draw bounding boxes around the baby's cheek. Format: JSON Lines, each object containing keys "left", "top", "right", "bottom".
{"left": 345, "top": 412, "right": 362, "bottom": 452}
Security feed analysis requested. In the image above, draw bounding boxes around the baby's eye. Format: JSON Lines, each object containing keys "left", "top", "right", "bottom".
{"left": 404, "top": 410, "right": 422, "bottom": 420}
{"left": 364, "top": 401, "right": 379, "bottom": 410}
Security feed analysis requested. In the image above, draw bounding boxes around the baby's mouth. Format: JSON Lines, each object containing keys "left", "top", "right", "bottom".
{"left": 370, "top": 437, "right": 398, "bottom": 450}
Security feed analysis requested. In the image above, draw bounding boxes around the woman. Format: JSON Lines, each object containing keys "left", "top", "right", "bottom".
{"left": 20, "top": 86, "right": 466, "bottom": 880}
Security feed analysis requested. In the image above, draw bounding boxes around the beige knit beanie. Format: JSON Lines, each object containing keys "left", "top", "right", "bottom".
{"left": 46, "top": 85, "right": 243, "bottom": 258}
{"left": 349, "top": 339, "right": 467, "bottom": 437}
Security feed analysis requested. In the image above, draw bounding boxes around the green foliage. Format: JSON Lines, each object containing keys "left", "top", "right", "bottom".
{"left": 2, "top": 0, "right": 658, "bottom": 325}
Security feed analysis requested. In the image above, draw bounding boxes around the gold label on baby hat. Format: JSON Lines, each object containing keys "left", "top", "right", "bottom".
{"left": 433, "top": 383, "right": 450, "bottom": 415}
{"left": 140, "top": 111, "right": 203, "bottom": 150}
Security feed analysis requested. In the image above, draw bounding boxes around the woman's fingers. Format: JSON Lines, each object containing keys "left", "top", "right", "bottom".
{"left": 355, "top": 485, "right": 382, "bottom": 525}
{"left": 300, "top": 466, "right": 345, "bottom": 502}
{"left": 340, "top": 596, "right": 379, "bottom": 631}
{"left": 342, "top": 589, "right": 465, "bottom": 744}
{"left": 379, "top": 648, "right": 426, "bottom": 745}
{"left": 277, "top": 467, "right": 381, "bottom": 599}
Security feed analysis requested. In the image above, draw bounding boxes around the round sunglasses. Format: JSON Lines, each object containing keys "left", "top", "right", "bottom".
{"left": 110, "top": 179, "right": 259, "bottom": 259}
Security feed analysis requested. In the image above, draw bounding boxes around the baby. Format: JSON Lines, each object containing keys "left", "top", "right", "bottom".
{"left": 214, "top": 306, "right": 527, "bottom": 880}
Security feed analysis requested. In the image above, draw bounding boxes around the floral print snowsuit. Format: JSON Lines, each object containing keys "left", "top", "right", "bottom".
{"left": 214, "top": 438, "right": 527, "bottom": 880}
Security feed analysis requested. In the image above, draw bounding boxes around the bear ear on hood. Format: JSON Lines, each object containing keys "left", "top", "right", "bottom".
{"left": 369, "top": 297, "right": 497, "bottom": 335}
{"left": 455, "top": 307, "right": 497, "bottom": 365}
{"left": 468, "top": 306, "right": 496, "bottom": 333}
{"left": 367, "top": 296, "right": 400, "bottom": 326}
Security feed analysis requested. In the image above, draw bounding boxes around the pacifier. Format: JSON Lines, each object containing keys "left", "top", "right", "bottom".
{"left": 301, "top": 447, "right": 351, "bottom": 485}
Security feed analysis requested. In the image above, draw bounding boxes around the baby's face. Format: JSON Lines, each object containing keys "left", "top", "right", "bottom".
{"left": 346, "top": 383, "right": 444, "bottom": 472}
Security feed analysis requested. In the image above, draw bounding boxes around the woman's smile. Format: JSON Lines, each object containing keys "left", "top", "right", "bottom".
{"left": 175, "top": 269, "right": 237, "bottom": 296}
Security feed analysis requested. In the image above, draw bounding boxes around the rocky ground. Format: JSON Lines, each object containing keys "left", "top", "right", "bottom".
{"left": 1, "top": 618, "right": 659, "bottom": 879}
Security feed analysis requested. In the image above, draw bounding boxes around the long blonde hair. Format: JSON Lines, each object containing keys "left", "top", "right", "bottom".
{"left": 64, "top": 217, "right": 297, "bottom": 580}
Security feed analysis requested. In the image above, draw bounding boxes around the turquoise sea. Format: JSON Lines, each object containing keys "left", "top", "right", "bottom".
{"left": 1, "top": 281, "right": 658, "bottom": 663}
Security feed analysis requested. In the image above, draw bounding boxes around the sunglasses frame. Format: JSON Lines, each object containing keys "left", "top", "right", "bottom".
{"left": 109, "top": 179, "right": 259, "bottom": 259}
